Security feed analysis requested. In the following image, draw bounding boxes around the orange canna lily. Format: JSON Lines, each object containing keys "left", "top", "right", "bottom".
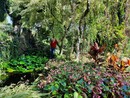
{"left": 119, "top": 60, "right": 130, "bottom": 72}
{"left": 107, "top": 55, "right": 129, "bottom": 72}
{"left": 121, "top": 60, "right": 127, "bottom": 67}
{"left": 127, "top": 59, "right": 130, "bottom": 65}
{"left": 109, "top": 54, "right": 119, "bottom": 64}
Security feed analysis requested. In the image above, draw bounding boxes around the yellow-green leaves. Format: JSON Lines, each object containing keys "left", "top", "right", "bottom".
{"left": 74, "top": 92, "right": 83, "bottom": 98}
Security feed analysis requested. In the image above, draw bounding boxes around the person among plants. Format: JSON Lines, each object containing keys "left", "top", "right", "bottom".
{"left": 50, "top": 37, "right": 59, "bottom": 59}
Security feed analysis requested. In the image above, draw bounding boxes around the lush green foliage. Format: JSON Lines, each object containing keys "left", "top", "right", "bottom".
{"left": 6, "top": 0, "right": 127, "bottom": 57}
{"left": 0, "top": 0, "right": 7, "bottom": 22}
{"left": 123, "top": 38, "right": 130, "bottom": 57}
{"left": 0, "top": 55, "right": 48, "bottom": 86}
{"left": 0, "top": 31, "right": 12, "bottom": 61}
{"left": 0, "top": 0, "right": 129, "bottom": 97}
{"left": 0, "top": 83, "right": 41, "bottom": 98}
{"left": 2, "top": 55, "right": 48, "bottom": 73}
{"left": 37, "top": 62, "right": 130, "bottom": 98}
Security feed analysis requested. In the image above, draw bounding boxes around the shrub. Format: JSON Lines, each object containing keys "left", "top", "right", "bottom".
{"left": 0, "top": 31, "right": 12, "bottom": 61}
{"left": 37, "top": 62, "right": 130, "bottom": 98}
{"left": 2, "top": 55, "right": 48, "bottom": 73}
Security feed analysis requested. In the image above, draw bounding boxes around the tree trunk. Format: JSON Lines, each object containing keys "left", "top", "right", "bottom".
{"left": 59, "top": 29, "right": 67, "bottom": 55}
{"left": 82, "top": 20, "right": 87, "bottom": 53}
{"left": 76, "top": 34, "right": 81, "bottom": 61}
{"left": 76, "top": 0, "right": 90, "bottom": 62}
{"left": 59, "top": 21, "right": 72, "bottom": 55}
{"left": 125, "top": 0, "right": 130, "bottom": 38}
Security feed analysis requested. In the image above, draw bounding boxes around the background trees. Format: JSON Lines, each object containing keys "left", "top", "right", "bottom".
{"left": 0, "top": 1, "right": 130, "bottom": 97}
{"left": 0, "top": 0, "right": 129, "bottom": 61}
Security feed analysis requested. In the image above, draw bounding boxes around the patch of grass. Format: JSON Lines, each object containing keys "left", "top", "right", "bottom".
{"left": 0, "top": 83, "right": 41, "bottom": 98}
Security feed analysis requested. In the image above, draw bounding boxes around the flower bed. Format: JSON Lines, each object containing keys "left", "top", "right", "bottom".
{"left": 37, "top": 62, "right": 130, "bottom": 98}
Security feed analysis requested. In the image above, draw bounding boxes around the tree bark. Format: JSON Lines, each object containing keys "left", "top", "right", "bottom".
{"left": 59, "top": 29, "right": 67, "bottom": 55}
{"left": 125, "top": 0, "right": 130, "bottom": 37}
{"left": 59, "top": 22, "right": 72, "bottom": 55}
{"left": 76, "top": 0, "right": 90, "bottom": 62}
{"left": 76, "top": 32, "right": 81, "bottom": 61}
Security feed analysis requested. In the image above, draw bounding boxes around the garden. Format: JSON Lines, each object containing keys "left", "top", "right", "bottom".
{"left": 0, "top": 0, "right": 130, "bottom": 98}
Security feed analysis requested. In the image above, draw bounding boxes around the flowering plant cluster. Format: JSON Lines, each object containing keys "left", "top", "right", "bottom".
{"left": 37, "top": 62, "right": 130, "bottom": 98}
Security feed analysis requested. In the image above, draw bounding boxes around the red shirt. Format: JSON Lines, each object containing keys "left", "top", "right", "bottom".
{"left": 50, "top": 40, "right": 58, "bottom": 48}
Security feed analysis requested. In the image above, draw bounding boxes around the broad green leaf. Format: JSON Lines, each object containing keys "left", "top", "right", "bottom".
{"left": 7, "top": 68, "right": 15, "bottom": 73}
{"left": 74, "top": 92, "right": 78, "bottom": 98}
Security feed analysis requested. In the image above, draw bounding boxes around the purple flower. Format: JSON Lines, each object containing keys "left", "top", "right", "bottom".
{"left": 88, "top": 80, "right": 91, "bottom": 84}
{"left": 93, "top": 94, "right": 101, "bottom": 98}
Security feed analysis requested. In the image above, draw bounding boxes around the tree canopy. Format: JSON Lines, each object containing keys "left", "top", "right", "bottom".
{"left": 0, "top": 0, "right": 129, "bottom": 61}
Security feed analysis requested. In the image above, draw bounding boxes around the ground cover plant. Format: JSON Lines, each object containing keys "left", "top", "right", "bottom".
{"left": 0, "top": 55, "right": 48, "bottom": 86}
{"left": 36, "top": 61, "right": 130, "bottom": 98}
{"left": 2, "top": 55, "right": 48, "bottom": 73}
